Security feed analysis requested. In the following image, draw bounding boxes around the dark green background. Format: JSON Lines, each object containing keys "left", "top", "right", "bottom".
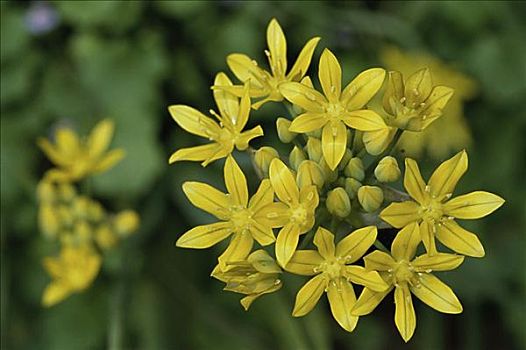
{"left": 1, "top": 1, "right": 525, "bottom": 349}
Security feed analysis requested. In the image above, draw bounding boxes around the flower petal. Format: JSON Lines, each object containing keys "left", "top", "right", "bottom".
{"left": 382, "top": 70, "right": 404, "bottom": 115}
{"left": 412, "top": 253, "right": 464, "bottom": 272}
{"left": 344, "top": 109, "right": 387, "bottom": 131}
{"left": 285, "top": 250, "right": 324, "bottom": 276}
{"left": 176, "top": 222, "right": 233, "bottom": 248}
{"left": 435, "top": 220, "right": 485, "bottom": 257}
{"left": 289, "top": 113, "right": 327, "bottom": 133}
{"left": 55, "top": 128, "right": 80, "bottom": 156}
{"left": 313, "top": 227, "right": 335, "bottom": 259}
{"left": 299, "top": 185, "right": 319, "bottom": 211}
{"left": 213, "top": 73, "right": 239, "bottom": 119}
{"left": 428, "top": 150, "right": 468, "bottom": 198}
{"left": 235, "top": 125, "right": 264, "bottom": 151}
{"left": 287, "top": 37, "right": 320, "bottom": 81}
{"left": 380, "top": 201, "right": 421, "bottom": 228}
{"left": 352, "top": 286, "right": 392, "bottom": 316}
{"left": 87, "top": 119, "right": 114, "bottom": 158}
{"left": 224, "top": 156, "right": 248, "bottom": 207}
{"left": 169, "top": 105, "right": 221, "bottom": 138}
{"left": 363, "top": 250, "right": 396, "bottom": 271}
{"left": 249, "top": 180, "right": 274, "bottom": 213}
{"left": 404, "top": 68, "right": 432, "bottom": 106}
{"left": 345, "top": 266, "right": 389, "bottom": 292}
{"left": 182, "top": 181, "right": 231, "bottom": 220}
{"left": 269, "top": 158, "right": 299, "bottom": 204}
{"left": 327, "top": 277, "right": 359, "bottom": 332}
{"left": 422, "top": 86, "right": 454, "bottom": 119}
{"left": 336, "top": 226, "right": 377, "bottom": 264}
{"left": 248, "top": 219, "right": 275, "bottom": 246}
{"left": 279, "top": 82, "right": 326, "bottom": 112}
{"left": 394, "top": 284, "right": 416, "bottom": 342}
{"left": 292, "top": 274, "right": 327, "bottom": 317}
{"left": 404, "top": 158, "right": 427, "bottom": 204}
{"left": 267, "top": 18, "right": 287, "bottom": 76}
{"left": 362, "top": 128, "right": 397, "bottom": 156}
{"left": 42, "top": 282, "right": 72, "bottom": 307}
{"left": 391, "top": 222, "right": 421, "bottom": 261}
{"left": 226, "top": 53, "right": 265, "bottom": 88}
{"left": 253, "top": 202, "right": 290, "bottom": 228}
{"left": 92, "top": 149, "right": 125, "bottom": 173}
{"left": 275, "top": 223, "right": 301, "bottom": 267}
{"left": 321, "top": 121, "right": 347, "bottom": 170}
{"left": 218, "top": 232, "right": 254, "bottom": 271}
{"left": 342, "top": 68, "right": 386, "bottom": 110}
{"left": 411, "top": 274, "right": 462, "bottom": 314}
{"left": 420, "top": 220, "right": 437, "bottom": 255}
{"left": 443, "top": 191, "right": 505, "bottom": 219}
{"left": 169, "top": 143, "right": 222, "bottom": 164}
{"left": 37, "top": 138, "right": 69, "bottom": 167}
{"left": 318, "top": 49, "right": 341, "bottom": 102}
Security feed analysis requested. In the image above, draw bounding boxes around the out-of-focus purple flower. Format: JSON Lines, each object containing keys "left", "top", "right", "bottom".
{"left": 24, "top": 1, "right": 59, "bottom": 35}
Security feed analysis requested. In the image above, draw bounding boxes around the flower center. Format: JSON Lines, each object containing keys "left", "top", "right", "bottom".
{"left": 289, "top": 204, "right": 307, "bottom": 224}
{"left": 320, "top": 258, "right": 344, "bottom": 280}
{"left": 420, "top": 198, "right": 444, "bottom": 222}
{"left": 392, "top": 260, "right": 415, "bottom": 284}
{"left": 230, "top": 206, "right": 252, "bottom": 232}
{"left": 325, "top": 103, "right": 345, "bottom": 120}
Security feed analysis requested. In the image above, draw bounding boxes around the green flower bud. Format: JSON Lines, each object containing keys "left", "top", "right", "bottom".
{"left": 374, "top": 156, "right": 401, "bottom": 183}
{"left": 344, "top": 178, "right": 362, "bottom": 199}
{"left": 276, "top": 117, "right": 297, "bottom": 143}
{"left": 58, "top": 183, "right": 76, "bottom": 202}
{"left": 114, "top": 210, "right": 140, "bottom": 237}
{"left": 306, "top": 137, "right": 322, "bottom": 162}
{"left": 74, "top": 221, "right": 92, "bottom": 242}
{"left": 344, "top": 157, "right": 365, "bottom": 181}
{"left": 72, "top": 196, "right": 90, "bottom": 219}
{"left": 326, "top": 187, "right": 351, "bottom": 218}
{"left": 289, "top": 146, "right": 306, "bottom": 171}
{"left": 338, "top": 149, "right": 353, "bottom": 171}
{"left": 39, "top": 204, "right": 60, "bottom": 238}
{"left": 254, "top": 147, "right": 279, "bottom": 177}
{"left": 95, "top": 225, "right": 118, "bottom": 250}
{"left": 87, "top": 200, "right": 105, "bottom": 222}
{"left": 306, "top": 129, "right": 322, "bottom": 138}
{"left": 319, "top": 158, "right": 338, "bottom": 183}
{"left": 57, "top": 205, "right": 74, "bottom": 227}
{"left": 357, "top": 186, "right": 384, "bottom": 212}
{"left": 296, "top": 160, "right": 324, "bottom": 190}
{"left": 37, "top": 180, "right": 56, "bottom": 203}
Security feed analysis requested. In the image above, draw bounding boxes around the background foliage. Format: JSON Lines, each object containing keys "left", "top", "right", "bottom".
{"left": 1, "top": 1, "right": 525, "bottom": 349}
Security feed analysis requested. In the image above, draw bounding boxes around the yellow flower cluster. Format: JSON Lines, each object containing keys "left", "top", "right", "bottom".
{"left": 168, "top": 19, "right": 504, "bottom": 342}
{"left": 37, "top": 120, "right": 139, "bottom": 307}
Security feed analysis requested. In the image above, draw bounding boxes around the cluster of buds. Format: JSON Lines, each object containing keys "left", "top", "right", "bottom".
{"left": 37, "top": 120, "right": 139, "bottom": 307}
{"left": 168, "top": 19, "right": 504, "bottom": 341}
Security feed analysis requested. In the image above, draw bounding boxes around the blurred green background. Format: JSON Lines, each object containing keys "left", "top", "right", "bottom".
{"left": 1, "top": 1, "right": 525, "bottom": 349}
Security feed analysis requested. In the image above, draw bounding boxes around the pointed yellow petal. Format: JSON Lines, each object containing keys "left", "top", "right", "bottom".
{"left": 404, "top": 158, "right": 427, "bottom": 204}
{"left": 42, "top": 282, "right": 72, "bottom": 307}
{"left": 292, "top": 274, "right": 327, "bottom": 317}
{"left": 443, "top": 191, "right": 505, "bottom": 219}
{"left": 435, "top": 220, "right": 485, "bottom": 257}
{"left": 335, "top": 226, "right": 377, "bottom": 264}
{"left": 248, "top": 250, "right": 281, "bottom": 274}
{"left": 342, "top": 68, "right": 386, "bottom": 110}
{"left": 422, "top": 86, "right": 454, "bottom": 119}
{"left": 248, "top": 219, "right": 275, "bottom": 246}
{"left": 394, "top": 284, "right": 416, "bottom": 342}
{"left": 201, "top": 144, "right": 233, "bottom": 167}
{"left": 391, "top": 222, "right": 421, "bottom": 261}
{"left": 87, "top": 119, "right": 114, "bottom": 158}
{"left": 352, "top": 286, "right": 392, "bottom": 316}
{"left": 404, "top": 68, "right": 432, "bottom": 106}
{"left": 168, "top": 105, "right": 221, "bottom": 138}
{"left": 289, "top": 113, "right": 327, "bottom": 133}
{"left": 412, "top": 253, "right": 464, "bottom": 272}
{"left": 327, "top": 277, "right": 359, "bottom": 332}
{"left": 56, "top": 128, "right": 80, "bottom": 156}
{"left": 253, "top": 202, "right": 290, "bottom": 228}
{"left": 287, "top": 37, "right": 320, "bottom": 81}
{"left": 269, "top": 158, "right": 299, "bottom": 204}
{"left": 182, "top": 181, "right": 231, "bottom": 220}
{"left": 279, "top": 82, "right": 326, "bottom": 112}
{"left": 248, "top": 179, "right": 274, "bottom": 212}
{"left": 275, "top": 223, "right": 301, "bottom": 267}
{"left": 313, "top": 227, "right": 335, "bottom": 259}
{"left": 285, "top": 250, "right": 324, "bottom": 276}
{"left": 224, "top": 156, "right": 248, "bottom": 207}
{"left": 218, "top": 232, "right": 254, "bottom": 270}
{"left": 363, "top": 250, "right": 396, "bottom": 271}
{"left": 168, "top": 143, "right": 221, "bottom": 164}
{"left": 321, "top": 121, "right": 347, "bottom": 170}
{"left": 37, "top": 138, "right": 69, "bottom": 166}
{"left": 411, "top": 274, "right": 463, "bottom": 314}
{"left": 176, "top": 222, "right": 233, "bottom": 248}
{"left": 213, "top": 73, "right": 239, "bottom": 119}
{"left": 234, "top": 85, "right": 251, "bottom": 132}
{"left": 344, "top": 109, "right": 387, "bottom": 131}
{"left": 267, "top": 18, "right": 287, "bottom": 75}
{"left": 92, "top": 149, "right": 125, "bottom": 173}
{"left": 345, "top": 266, "right": 389, "bottom": 292}
{"left": 380, "top": 201, "right": 421, "bottom": 228}
{"left": 428, "top": 150, "right": 468, "bottom": 198}
{"left": 235, "top": 125, "right": 264, "bottom": 151}
{"left": 382, "top": 70, "right": 404, "bottom": 115}
{"left": 420, "top": 220, "right": 437, "bottom": 255}
{"left": 226, "top": 53, "right": 265, "bottom": 88}
{"left": 362, "top": 128, "right": 397, "bottom": 156}
{"left": 299, "top": 185, "right": 319, "bottom": 211}
{"left": 318, "top": 49, "right": 341, "bottom": 102}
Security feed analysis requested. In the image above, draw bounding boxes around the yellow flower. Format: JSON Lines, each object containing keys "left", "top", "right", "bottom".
{"left": 348, "top": 68, "right": 454, "bottom": 155}
{"left": 281, "top": 49, "right": 385, "bottom": 169}
{"left": 37, "top": 119, "right": 125, "bottom": 182}
{"left": 215, "top": 18, "right": 320, "bottom": 109}
{"left": 352, "top": 223, "right": 464, "bottom": 342}
{"left": 267, "top": 158, "right": 319, "bottom": 266}
{"left": 169, "top": 73, "right": 263, "bottom": 166}
{"left": 176, "top": 156, "right": 278, "bottom": 270}
{"left": 380, "top": 47, "right": 477, "bottom": 159}
{"left": 286, "top": 226, "right": 387, "bottom": 332}
{"left": 42, "top": 245, "right": 101, "bottom": 307}
{"left": 380, "top": 151, "right": 505, "bottom": 257}
{"left": 211, "top": 249, "right": 282, "bottom": 310}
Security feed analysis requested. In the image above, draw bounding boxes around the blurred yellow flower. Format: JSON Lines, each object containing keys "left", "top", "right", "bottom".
{"left": 286, "top": 226, "right": 387, "bottom": 332}
{"left": 215, "top": 18, "right": 320, "bottom": 109}
{"left": 380, "top": 151, "right": 505, "bottom": 257}
{"left": 281, "top": 49, "right": 385, "bottom": 169}
{"left": 352, "top": 223, "right": 464, "bottom": 342}
{"left": 42, "top": 245, "right": 101, "bottom": 307}
{"left": 169, "top": 73, "right": 263, "bottom": 166}
{"left": 37, "top": 119, "right": 125, "bottom": 182}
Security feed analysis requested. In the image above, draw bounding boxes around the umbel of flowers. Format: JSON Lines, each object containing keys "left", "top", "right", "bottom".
{"left": 37, "top": 119, "right": 139, "bottom": 306}
{"left": 168, "top": 19, "right": 504, "bottom": 342}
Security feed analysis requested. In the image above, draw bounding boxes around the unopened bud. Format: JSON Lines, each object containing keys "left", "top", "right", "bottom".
{"left": 72, "top": 196, "right": 90, "bottom": 219}
{"left": 319, "top": 158, "right": 338, "bottom": 183}
{"left": 254, "top": 147, "right": 279, "bottom": 177}
{"left": 276, "top": 117, "right": 297, "bottom": 143}
{"left": 74, "top": 221, "right": 92, "bottom": 242}
{"left": 289, "top": 146, "right": 306, "bottom": 171}
{"left": 344, "top": 178, "right": 362, "bottom": 199}
{"left": 87, "top": 200, "right": 105, "bottom": 222}
{"left": 306, "top": 137, "right": 322, "bottom": 162}
{"left": 344, "top": 157, "right": 365, "bottom": 181}
{"left": 39, "top": 204, "right": 60, "bottom": 238}
{"left": 95, "top": 225, "right": 118, "bottom": 249}
{"left": 326, "top": 187, "right": 351, "bottom": 218}
{"left": 357, "top": 186, "right": 384, "bottom": 212}
{"left": 374, "top": 156, "right": 401, "bottom": 183}
{"left": 338, "top": 149, "right": 353, "bottom": 171}
{"left": 306, "top": 129, "right": 322, "bottom": 139}
{"left": 114, "top": 210, "right": 140, "bottom": 237}
{"left": 58, "top": 183, "right": 76, "bottom": 202}
{"left": 296, "top": 160, "right": 324, "bottom": 190}
{"left": 57, "top": 205, "right": 74, "bottom": 227}
{"left": 37, "top": 180, "right": 56, "bottom": 203}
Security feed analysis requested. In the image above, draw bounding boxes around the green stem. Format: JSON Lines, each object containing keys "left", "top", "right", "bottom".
{"left": 108, "top": 278, "right": 125, "bottom": 350}
{"left": 284, "top": 102, "right": 297, "bottom": 119}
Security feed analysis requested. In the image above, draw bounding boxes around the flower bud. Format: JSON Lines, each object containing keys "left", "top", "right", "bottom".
{"left": 306, "top": 129, "right": 322, "bottom": 138}
{"left": 296, "top": 160, "right": 324, "bottom": 190}
{"left": 374, "top": 156, "right": 401, "bottom": 183}
{"left": 95, "top": 225, "right": 118, "bottom": 249}
{"left": 74, "top": 221, "right": 92, "bottom": 242}
{"left": 344, "top": 178, "right": 362, "bottom": 199}
{"left": 318, "top": 158, "right": 338, "bottom": 183}
{"left": 289, "top": 146, "right": 306, "bottom": 171}
{"left": 87, "top": 200, "right": 105, "bottom": 222}
{"left": 276, "top": 117, "right": 297, "bottom": 143}
{"left": 37, "top": 180, "right": 56, "bottom": 203}
{"left": 326, "top": 187, "right": 352, "bottom": 218}
{"left": 114, "top": 210, "right": 140, "bottom": 237}
{"left": 357, "top": 186, "right": 384, "bottom": 212}
{"left": 58, "top": 183, "right": 76, "bottom": 202}
{"left": 72, "top": 196, "right": 90, "bottom": 219}
{"left": 39, "top": 204, "right": 60, "bottom": 238}
{"left": 344, "top": 157, "right": 365, "bottom": 181}
{"left": 338, "top": 149, "right": 353, "bottom": 171}
{"left": 254, "top": 147, "right": 279, "bottom": 177}
{"left": 306, "top": 137, "right": 322, "bottom": 162}
{"left": 57, "top": 205, "right": 74, "bottom": 227}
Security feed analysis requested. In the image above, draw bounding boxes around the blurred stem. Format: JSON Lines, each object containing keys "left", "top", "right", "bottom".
{"left": 108, "top": 247, "right": 128, "bottom": 350}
